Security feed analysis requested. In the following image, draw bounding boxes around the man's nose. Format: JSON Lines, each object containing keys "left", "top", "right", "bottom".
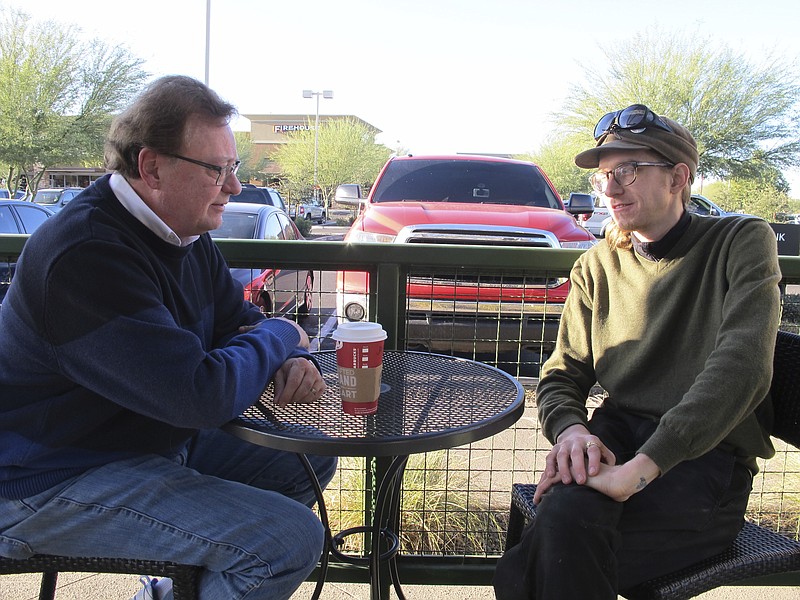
{"left": 222, "top": 173, "right": 242, "bottom": 195}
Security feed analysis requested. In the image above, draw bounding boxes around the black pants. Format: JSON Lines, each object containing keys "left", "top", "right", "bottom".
{"left": 493, "top": 405, "right": 753, "bottom": 600}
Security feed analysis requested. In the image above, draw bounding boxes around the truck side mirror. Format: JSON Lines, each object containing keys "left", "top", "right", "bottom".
{"left": 565, "top": 193, "right": 594, "bottom": 216}
{"left": 335, "top": 184, "right": 365, "bottom": 208}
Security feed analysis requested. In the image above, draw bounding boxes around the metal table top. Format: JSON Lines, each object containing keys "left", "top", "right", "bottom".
{"left": 226, "top": 350, "right": 525, "bottom": 456}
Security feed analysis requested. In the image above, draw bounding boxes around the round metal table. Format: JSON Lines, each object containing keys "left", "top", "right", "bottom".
{"left": 224, "top": 350, "right": 525, "bottom": 600}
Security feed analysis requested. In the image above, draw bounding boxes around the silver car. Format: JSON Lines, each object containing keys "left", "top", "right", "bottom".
{"left": 578, "top": 193, "right": 611, "bottom": 238}
{"left": 580, "top": 193, "right": 737, "bottom": 238}
{"left": 290, "top": 199, "right": 326, "bottom": 224}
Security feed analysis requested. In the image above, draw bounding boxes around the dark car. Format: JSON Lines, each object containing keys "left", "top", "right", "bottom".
{"left": 229, "top": 184, "right": 287, "bottom": 213}
{"left": 210, "top": 202, "right": 313, "bottom": 319}
{"left": 32, "top": 187, "right": 83, "bottom": 212}
{"left": 0, "top": 189, "right": 27, "bottom": 200}
{"left": 0, "top": 200, "right": 55, "bottom": 304}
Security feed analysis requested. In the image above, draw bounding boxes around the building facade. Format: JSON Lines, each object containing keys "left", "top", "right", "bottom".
{"left": 36, "top": 114, "right": 379, "bottom": 190}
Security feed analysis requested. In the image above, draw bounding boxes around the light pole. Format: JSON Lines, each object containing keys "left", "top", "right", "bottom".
{"left": 302, "top": 89, "right": 333, "bottom": 208}
{"left": 204, "top": 0, "right": 211, "bottom": 85}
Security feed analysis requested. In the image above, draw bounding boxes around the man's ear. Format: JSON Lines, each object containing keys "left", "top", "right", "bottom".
{"left": 670, "top": 163, "right": 691, "bottom": 192}
{"left": 138, "top": 148, "right": 162, "bottom": 189}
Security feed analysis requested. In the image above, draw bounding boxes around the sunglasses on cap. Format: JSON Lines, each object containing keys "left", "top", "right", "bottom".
{"left": 593, "top": 104, "right": 674, "bottom": 141}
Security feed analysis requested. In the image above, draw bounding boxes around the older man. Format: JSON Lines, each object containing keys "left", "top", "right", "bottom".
{"left": 494, "top": 104, "right": 781, "bottom": 599}
{"left": 0, "top": 76, "right": 336, "bottom": 600}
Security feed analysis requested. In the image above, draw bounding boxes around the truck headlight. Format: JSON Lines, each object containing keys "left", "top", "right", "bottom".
{"left": 561, "top": 240, "right": 598, "bottom": 249}
{"left": 344, "top": 302, "right": 366, "bottom": 321}
{"left": 348, "top": 230, "right": 397, "bottom": 244}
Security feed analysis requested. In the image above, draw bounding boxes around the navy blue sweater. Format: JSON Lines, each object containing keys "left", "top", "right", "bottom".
{"left": 0, "top": 175, "right": 306, "bottom": 498}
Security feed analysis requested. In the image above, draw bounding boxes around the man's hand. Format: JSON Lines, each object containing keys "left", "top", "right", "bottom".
{"left": 534, "top": 424, "right": 616, "bottom": 503}
{"left": 239, "top": 317, "right": 310, "bottom": 349}
{"left": 534, "top": 424, "right": 660, "bottom": 504}
{"left": 578, "top": 455, "right": 661, "bottom": 502}
{"left": 272, "top": 357, "right": 327, "bottom": 407}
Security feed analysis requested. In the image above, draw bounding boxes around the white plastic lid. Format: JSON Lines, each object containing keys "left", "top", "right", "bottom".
{"left": 332, "top": 322, "right": 388, "bottom": 343}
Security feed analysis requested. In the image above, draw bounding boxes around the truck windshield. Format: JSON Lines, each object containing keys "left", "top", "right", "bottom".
{"left": 372, "top": 159, "right": 561, "bottom": 209}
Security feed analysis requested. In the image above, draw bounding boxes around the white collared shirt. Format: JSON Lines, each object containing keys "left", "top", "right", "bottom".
{"left": 109, "top": 173, "right": 199, "bottom": 247}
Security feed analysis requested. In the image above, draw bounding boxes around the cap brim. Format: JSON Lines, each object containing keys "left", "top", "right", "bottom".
{"left": 574, "top": 139, "right": 654, "bottom": 169}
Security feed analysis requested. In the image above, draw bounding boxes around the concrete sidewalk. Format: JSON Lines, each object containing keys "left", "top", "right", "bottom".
{"left": 1, "top": 571, "right": 798, "bottom": 599}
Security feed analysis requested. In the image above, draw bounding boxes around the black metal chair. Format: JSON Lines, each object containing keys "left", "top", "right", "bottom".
{"left": 504, "top": 329, "right": 800, "bottom": 600}
{"left": 0, "top": 554, "right": 201, "bottom": 599}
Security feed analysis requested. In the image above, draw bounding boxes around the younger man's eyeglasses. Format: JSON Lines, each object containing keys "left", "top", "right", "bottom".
{"left": 594, "top": 104, "right": 673, "bottom": 141}
{"left": 589, "top": 161, "right": 675, "bottom": 194}
{"left": 166, "top": 153, "right": 241, "bottom": 186}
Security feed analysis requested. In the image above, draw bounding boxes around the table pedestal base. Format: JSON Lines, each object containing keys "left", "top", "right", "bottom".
{"left": 300, "top": 453, "right": 409, "bottom": 600}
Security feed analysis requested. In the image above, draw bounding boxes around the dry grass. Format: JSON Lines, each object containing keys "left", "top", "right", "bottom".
{"left": 322, "top": 452, "right": 502, "bottom": 555}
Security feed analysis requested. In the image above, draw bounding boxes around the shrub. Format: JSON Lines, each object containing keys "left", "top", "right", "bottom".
{"left": 294, "top": 216, "right": 312, "bottom": 237}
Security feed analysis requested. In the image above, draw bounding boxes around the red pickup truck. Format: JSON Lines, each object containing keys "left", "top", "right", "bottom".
{"left": 336, "top": 154, "right": 596, "bottom": 371}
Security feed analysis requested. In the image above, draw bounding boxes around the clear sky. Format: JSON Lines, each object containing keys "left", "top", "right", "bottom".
{"left": 13, "top": 0, "right": 800, "bottom": 192}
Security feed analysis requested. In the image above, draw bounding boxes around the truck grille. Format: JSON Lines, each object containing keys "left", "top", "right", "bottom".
{"left": 398, "top": 224, "right": 566, "bottom": 290}
{"left": 407, "top": 272, "right": 564, "bottom": 290}
{"left": 396, "top": 224, "right": 560, "bottom": 248}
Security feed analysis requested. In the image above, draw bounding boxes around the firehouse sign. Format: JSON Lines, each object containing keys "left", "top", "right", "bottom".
{"left": 273, "top": 124, "right": 314, "bottom": 133}
{"left": 770, "top": 223, "right": 800, "bottom": 256}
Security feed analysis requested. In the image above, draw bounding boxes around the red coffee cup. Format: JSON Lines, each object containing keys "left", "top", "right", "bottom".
{"left": 332, "top": 322, "right": 388, "bottom": 415}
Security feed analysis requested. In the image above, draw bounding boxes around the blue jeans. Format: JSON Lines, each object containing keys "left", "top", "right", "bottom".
{"left": 0, "top": 428, "right": 338, "bottom": 599}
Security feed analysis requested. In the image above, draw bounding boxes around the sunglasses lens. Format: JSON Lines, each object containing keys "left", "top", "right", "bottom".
{"left": 594, "top": 111, "right": 619, "bottom": 140}
{"left": 616, "top": 104, "right": 650, "bottom": 130}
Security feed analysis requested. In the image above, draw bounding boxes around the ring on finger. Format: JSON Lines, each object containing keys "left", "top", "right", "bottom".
{"left": 585, "top": 440, "right": 598, "bottom": 450}
{"left": 310, "top": 387, "right": 317, "bottom": 395}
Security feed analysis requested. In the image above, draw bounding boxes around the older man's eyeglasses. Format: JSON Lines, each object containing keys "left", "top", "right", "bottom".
{"left": 166, "top": 153, "right": 241, "bottom": 185}
{"left": 589, "top": 161, "right": 675, "bottom": 194}
{"left": 594, "top": 104, "right": 673, "bottom": 141}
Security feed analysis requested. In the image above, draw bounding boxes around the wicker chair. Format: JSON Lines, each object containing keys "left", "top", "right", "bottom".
{"left": 504, "top": 329, "right": 800, "bottom": 600}
{"left": 0, "top": 550, "right": 201, "bottom": 599}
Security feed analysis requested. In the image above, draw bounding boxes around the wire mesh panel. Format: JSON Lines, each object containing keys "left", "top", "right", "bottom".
{"left": 2, "top": 233, "right": 799, "bottom": 578}
{"left": 402, "top": 267, "right": 568, "bottom": 380}
{"left": 386, "top": 268, "right": 800, "bottom": 558}
{"left": 781, "top": 285, "right": 800, "bottom": 335}
{"left": 750, "top": 439, "right": 800, "bottom": 539}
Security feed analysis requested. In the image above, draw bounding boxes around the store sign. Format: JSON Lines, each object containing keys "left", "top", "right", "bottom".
{"left": 770, "top": 223, "right": 800, "bottom": 256}
{"left": 273, "top": 124, "right": 315, "bottom": 133}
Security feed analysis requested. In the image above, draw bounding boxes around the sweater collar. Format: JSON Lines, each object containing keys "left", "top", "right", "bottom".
{"left": 632, "top": 211, "right": 691, "bottom": 261}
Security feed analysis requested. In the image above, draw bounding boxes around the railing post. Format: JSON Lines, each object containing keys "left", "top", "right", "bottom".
{"left": 374, "top": 262, "right": 402, "bottom": 351}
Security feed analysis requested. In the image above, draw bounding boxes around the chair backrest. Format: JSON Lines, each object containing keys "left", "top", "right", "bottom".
{"left": 769, "top": 330, "right": 800, "bottom": 448}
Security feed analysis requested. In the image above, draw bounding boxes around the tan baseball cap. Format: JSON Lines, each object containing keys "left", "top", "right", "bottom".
{"left": 575, "top": 116, "right": 699, "bottom": 181}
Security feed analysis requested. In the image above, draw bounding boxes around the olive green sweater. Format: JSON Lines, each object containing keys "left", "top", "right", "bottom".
{"left": 536, "top": 214, "right": 781, "bottom": 474}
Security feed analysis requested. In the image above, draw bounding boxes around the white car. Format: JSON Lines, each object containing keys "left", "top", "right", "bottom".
{"left": 290, "top": 200, "right": 326, "bottom": 223}
{"left": 578, "top": 194, "right": 611, "bottom": 238}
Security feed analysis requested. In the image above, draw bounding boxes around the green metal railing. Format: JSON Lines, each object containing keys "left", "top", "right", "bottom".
{"left": 3, "top": 234, "right": 800, "bottom": 589}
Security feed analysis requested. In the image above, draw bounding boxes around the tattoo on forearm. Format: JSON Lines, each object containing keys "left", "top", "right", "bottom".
{"left": 636, "top": 477, "right": 648, "bottom": 491}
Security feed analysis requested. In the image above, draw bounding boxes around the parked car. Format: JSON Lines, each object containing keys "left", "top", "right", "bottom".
{"left": 686, "top": 193, "right": 733, "bottom": 217}
{"left": 580, "top": 193, "right": 741, "bottom": 238}
{"left": 289, "top": 199, "right": 326, "bottom": 223}
{"left": 578, "top": 193, "right": 611, "bottom": 238}
{"left": 0, "top": 200, "right": 55, "bottom": 304}
{"left": 210, "top": 202, "right": 313, "bottom": 319}
{"left": 32, "top": 187, "right": 83, "bottom": 212}
{"left": 336, "top": 155, "right": 596, "bottom": 365}
{"left": 0, "top": 189, "right": 27, "bottom": 200}
{"left": 229, "top": 184, "right": 287, "bottom": 213}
